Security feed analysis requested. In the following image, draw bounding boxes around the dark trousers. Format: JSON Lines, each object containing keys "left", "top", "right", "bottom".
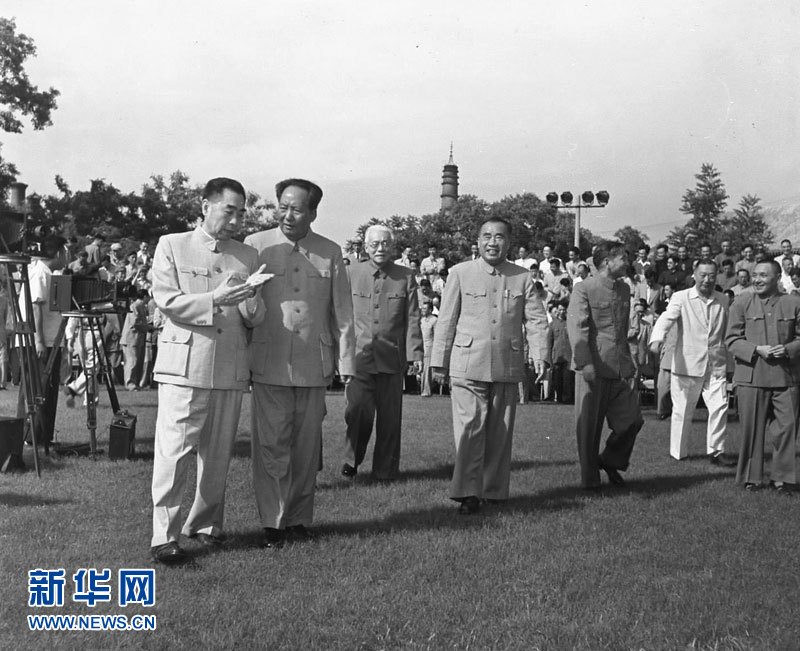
{"left": 344, "top": 371, "right": 403, "bottom": 479}
{"left": 736, "top": 385, "right": 798, "bottom": 485}
{"left": 574, "top": 374, "right": 643, "bottom": 488}
{"left": 550, "top": 363, "right": 575, "bottom": 403}
{"left": 17, "top": 347, "right": 61, "bottom": 445}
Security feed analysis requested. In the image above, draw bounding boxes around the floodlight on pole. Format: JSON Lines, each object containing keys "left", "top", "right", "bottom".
{"left": 545, "top": 190, "right": 610, "bottom": 247}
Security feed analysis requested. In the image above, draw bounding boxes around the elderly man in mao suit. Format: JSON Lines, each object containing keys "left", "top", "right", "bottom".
{"left": 649, "top": 260, "right": 733, "bottom": 464}
{"left": 725, "top": 260, "right": 800, "bottom": 492}
{"left": 567, "top": 240, "right": 644, "bottom": 490}
{"left": 149, "top": 177, "right": 269, "bottom": 565}
{"left": 431, "top": 218, "right": 549, "bottom": 514}
{"left": 342, "top": 225, "right": 423, "bottom": 481}
{"left": 245, "top": 178, "right": 356, "bottom": 548}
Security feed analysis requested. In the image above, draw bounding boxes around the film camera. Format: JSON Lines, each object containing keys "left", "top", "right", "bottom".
{"left": 50, "top": 274, "right": 135, "bottom": 313}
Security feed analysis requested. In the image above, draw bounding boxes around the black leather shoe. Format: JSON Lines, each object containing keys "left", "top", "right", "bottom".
{"left": 600, "top": 463, "right": 625, "bottom": 486}
{"left": 709, "top": 453, "right": 736, "bottom": 467}
{"left": 744, "top": 483, "right": 762, "bottom": 492}
{"left": 341, "top": 463, "right": 357, "bottom": 478}
{"left": 457, "top": 496, "right": 480, "bottom": 515}
{"left": 262, "top": 528, "right": 285, "bottom": 548}
{"left": 190, "top": 533, "right": 224, "bottom": 548}
{"left": 657, "top": 413, "right": 670, "bottom": 420}
{"left": 150, "top": 541, "right": 188, "bottom": 565}
{"left": 772, "top": 482, "right": 796, "bottom": 496}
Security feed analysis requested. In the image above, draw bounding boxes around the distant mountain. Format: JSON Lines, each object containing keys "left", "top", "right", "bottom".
{"left": 763, "top": 202, "right": 800, "bottom": 247}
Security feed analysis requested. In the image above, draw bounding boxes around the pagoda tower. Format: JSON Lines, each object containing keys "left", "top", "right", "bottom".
{"left": 440, "top": 143, "right": 459, "bottom": 213}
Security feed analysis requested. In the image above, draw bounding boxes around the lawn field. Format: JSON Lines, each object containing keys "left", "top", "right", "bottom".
{"left": 1, "top": 386, "right": 798, "bottom": 650}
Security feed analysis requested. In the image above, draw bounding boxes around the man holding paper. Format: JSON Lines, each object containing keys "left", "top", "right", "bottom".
{"left": 149, "top": 177, "right": 272, "bottom": 565}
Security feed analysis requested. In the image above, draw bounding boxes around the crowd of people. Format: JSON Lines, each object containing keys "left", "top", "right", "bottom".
{"left": 8, "top": 176, "right": 800, "bottom": 566}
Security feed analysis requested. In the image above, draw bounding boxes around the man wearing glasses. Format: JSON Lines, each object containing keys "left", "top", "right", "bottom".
{"left": 341, "top": 225, "right": 423, "bottom": 481}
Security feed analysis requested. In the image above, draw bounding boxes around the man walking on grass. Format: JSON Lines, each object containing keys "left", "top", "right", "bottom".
{"left": 430, "top": 217, "right": 548, "bottom": 514}
{"left": 649, "top": 259, "right": 735, "bottom": 465}
{"left": 567, "top": 240, "right": 644, "bottom": 490}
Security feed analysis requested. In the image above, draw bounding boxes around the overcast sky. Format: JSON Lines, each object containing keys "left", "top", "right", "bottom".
{"left": 4, "top": 1, "right": 799, "bottom": 244}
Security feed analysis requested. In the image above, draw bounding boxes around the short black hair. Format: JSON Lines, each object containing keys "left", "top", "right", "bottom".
{"left": 479, "top": 217, "right": 512, "bottom": 237}
{"left": 755, "top": 260, "right": 782, "bottom": 276}
{"left": 203, "top": 177, "right": 246, "bottom": 202}
{"left": 40, "top": 235, "right": 67, "bottom": 259}
{"left": 695, "top": 258, "right": 717, "bottom": 271}
{"left": 592, "top": 240, "right": 627, "bottom": 269}
{"left": 275, "top": 178, "right": 323, "bottom": 210}
{"left": 721, "top": 258, "right": 734, "bottom": 267}
{"left": 644, "top": 268, "right": 657, "bottom": 281}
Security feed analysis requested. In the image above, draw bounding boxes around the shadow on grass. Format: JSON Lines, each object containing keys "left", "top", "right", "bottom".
{"left": 0, "top": 492, "right": 73, "bottom": 507}
{"left": 222, "top": 471, "right": 731, "bottom": 552}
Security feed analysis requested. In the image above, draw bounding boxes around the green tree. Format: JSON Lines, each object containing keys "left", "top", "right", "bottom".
{"left": 670, "top": 163, "right": 729, "bottom": 247}
{"left": 613, "top": 225, "right": 650, "bottom": 255}
{"left": 138, "top": 171, "right": 202, "bottom": 240}
{"left": 0, "top": 18, "right": 60, "bottom": 198}
{"left": 240, "top": 190, "right": 276, "bottom": 239}
{"left": 725, "top": 194, "right": 773, "bottom": 252}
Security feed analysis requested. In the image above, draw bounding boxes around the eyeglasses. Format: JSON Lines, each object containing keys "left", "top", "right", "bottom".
{"left": 366, "top": 240, "right": 392, "bottom": 250}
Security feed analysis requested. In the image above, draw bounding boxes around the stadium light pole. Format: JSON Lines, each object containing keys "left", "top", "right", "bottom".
{"left": 545, "top": 190, "right": 609, "bottom": 247}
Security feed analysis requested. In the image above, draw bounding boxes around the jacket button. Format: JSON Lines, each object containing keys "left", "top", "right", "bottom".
{"left": 215, "top": 267, "right": 222, "bottom": 273}
{"left": 171, "top": 335, "right": 176, "bottom": 341}
{"left": 217, "top": 328, "right": 223, "bottom": 334}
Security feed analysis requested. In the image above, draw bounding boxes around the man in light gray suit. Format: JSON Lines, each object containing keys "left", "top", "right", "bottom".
{"left": 649, "top": 259, "right": 734, "bottom": 464}
{"left": 246, "top": 179, "right": 356, "bottom": 547}
{"left": 149, "top": 177, "right": 269, "bottom": 565}
{"left": 431, "top": 218, "right": 549, "bottom": 514}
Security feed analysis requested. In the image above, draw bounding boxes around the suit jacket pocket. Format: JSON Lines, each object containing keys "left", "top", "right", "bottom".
{"left": 178, "top": 266, "right": 210, "bottom": 293}
{"left": 155, "top": 327, "right": 192, "bottom": 377}
{"left": 451, "top": 332, "right": 473, "bottom": 373}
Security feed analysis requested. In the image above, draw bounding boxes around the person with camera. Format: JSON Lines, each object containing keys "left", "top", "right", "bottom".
{"left": 18, "top": 235, "right": 68, "bottom": 445}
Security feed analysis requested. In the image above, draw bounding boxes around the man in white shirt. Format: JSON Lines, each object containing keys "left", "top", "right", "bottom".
{"left": 774, "top": 239, "right": 800, "bottom": 269}
{"left": 538, "top": 245, "right": 554, "bottom": 275}
{"left": 649, "top": 260, "right": 734, "bottom": 464}
{"left": 514, "top": 245, "right": 536, "bottom": 270}
{"left": 395, "top": 247, "right": 413, "bottom": 267}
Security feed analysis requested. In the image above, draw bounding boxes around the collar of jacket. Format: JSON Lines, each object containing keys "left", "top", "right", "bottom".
{"left": 272, "top": 225, "right": 316, "bottom": 256}
{"left": 194, "top": 224, "right": 233, "bottom": 253}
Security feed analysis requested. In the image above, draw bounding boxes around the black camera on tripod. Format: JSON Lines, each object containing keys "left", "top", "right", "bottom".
{"left": 50, "top": 274, "right": 135, "bottom": 313}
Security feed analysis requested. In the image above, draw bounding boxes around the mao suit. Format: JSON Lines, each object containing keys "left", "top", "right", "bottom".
{"left": 150, "top": 226, "right": 265, "bottom": 547}
{"left": 567, "top": 275, "right": 644, "bottom": 489}
{"left": 344, "top": 260, "right": 423, "bottom": 479}
{"left": 245, "top": 227, "right": 355, "bottom": 530}
{"left": 725, "top": 292, "right": 800, "bottom": 485}
{"left": 430, "top": 258, "right": 549, "bottom": 501}
{"left": 649, "top": 287, "right": 730, "bottom": 459}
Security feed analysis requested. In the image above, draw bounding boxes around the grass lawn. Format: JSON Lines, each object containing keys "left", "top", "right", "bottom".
{"left": 1, "top": 384, "right": 798, "bottom": 650}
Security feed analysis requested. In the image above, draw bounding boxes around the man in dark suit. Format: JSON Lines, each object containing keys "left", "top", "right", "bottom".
{"left": 567, "top": 240, "right": 644, "bottom": 490}
{"left": 726, "top": 260, "right": 800, "bottom": 492}
{"left": 342, "top": 225, "right": 423, "bottom": 481}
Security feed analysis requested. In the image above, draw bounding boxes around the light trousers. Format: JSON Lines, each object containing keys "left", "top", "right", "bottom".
{"left": 449, "top": 377, "right": 517, "bottom": 501}
{"left": 251, "top": 383, "right": 326, "bottom": 529}
{"left": 151, "top": 383, "right": 242, "bottom": 547}
{"left": 669, "top": 370, "right": 728, "bottom": 459}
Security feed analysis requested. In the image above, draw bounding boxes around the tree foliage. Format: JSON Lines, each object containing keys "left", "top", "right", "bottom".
{"left": 614, "top": 226, "right": 649, "bottom": 254}
{"left": 0, "top": 18, "right": 60, "bottom": 198}
{"left": 727, "top": 194, "right": 773, "bottom": 251}
{"left": 351, "top": 193, "right": 599, "bottom": 266}
{"left": 670, "top": 163, "right": 728, "bottom": 247}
